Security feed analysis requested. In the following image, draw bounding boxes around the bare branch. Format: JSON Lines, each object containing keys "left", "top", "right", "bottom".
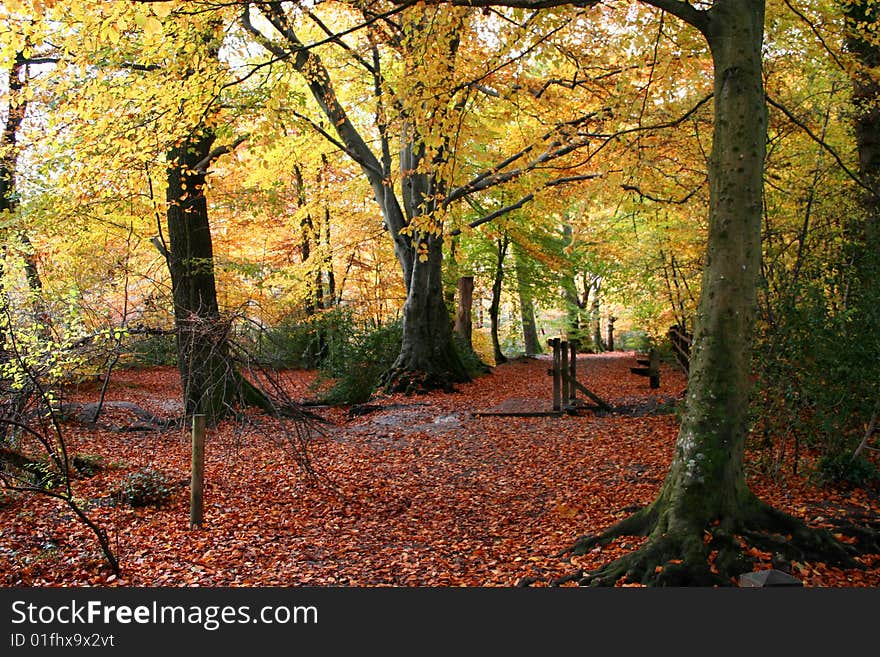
{"left": 193, "top": 134, "right": 249, "bottom": 173}
{"left": 448, "top": 173, "right": 602, "bottom": 236}
{"left": 622, "top": 182, "right": 703, "bottom": 204}
{"left": 766, "top": 94, "right": 879, "bottom": 200}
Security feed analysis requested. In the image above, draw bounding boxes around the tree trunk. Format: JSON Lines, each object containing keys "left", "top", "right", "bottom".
{"left": 570, "top": 0, "right": 854, "bottom": 585}
{"left": 454, "top": 275, "right": 474, "bottom": 353}
{"left": 513, "top": 243, "right": 541, "bottom": 356}
{"left": 166, "top": 133, "right": 267, "bottom": 424}
{"left": 561, "top": 225, "right": 582, "bottom": 338}
{"left": 630, "top": 0, "right": 767, "bottom": 582}
{"left": 589, "top": 278, "right": 603, "bottom": 352}
{"left": 843, "top": 0, "right": 880, "bottom": 457}
{"left": 0, "top": 53, "right": 44, "bottom": 343}
{"left": 489, "top": 236, "right": 509, "bottom": 365}
{"left": 844, "top": 0, "right": 880, "bottom": 247}
{"left": 384, "top": 232, "right": 468, "bottom": 392}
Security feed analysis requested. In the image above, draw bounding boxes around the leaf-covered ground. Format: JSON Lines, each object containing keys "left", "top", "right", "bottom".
{"left": 2, "top": 352, "right": 878, "bottom": 587}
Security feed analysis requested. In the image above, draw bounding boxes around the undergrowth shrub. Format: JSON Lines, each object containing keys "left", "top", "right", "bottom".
{"left": 751, "top": 247, "right": 880, "bottom": 479}
{"left": 123, "top": 333, "right": 177, "bottom": 367}
{"left": 114, "top": 468, "right": 174, "bottom": 508}
{"left": 316, "top": 311, "right": 402, "bottom": 405}
{"left": 812, "top": 454, "right": 879, "bottom": 489}
{"left": 243, "top": 314, "right": 333, "bottom": 370}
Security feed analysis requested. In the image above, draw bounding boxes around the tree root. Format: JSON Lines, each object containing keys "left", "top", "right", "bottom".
{"left": 56, "top": 401, "right": 179, "bottom": 432}
{"left": 380, "top": 368, "right": 463, "bottom": 395}
{"left": 552, "top": 500, "right": 863, "bottom": 587}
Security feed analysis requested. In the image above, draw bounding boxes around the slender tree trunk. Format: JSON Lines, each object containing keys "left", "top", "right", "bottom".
{"left": 321, "top": 204, "right": 335, "bottom": 307}
{"left": 589, "top": 278, "right": 603, "bottom": 352}
{"left": 489, "top": 236, "right": 509, "bottom": 364}
{"left": 561, "top": 225, "right": 582, "bottom": 338}
{"left": 454, "top": 275, "right": 475, "bottom": 353}
{"left": 513, "top": 244, "right": 541, "bottom": 356}
{"left": 0, "top": 54, "right": 44, "bottom": 341}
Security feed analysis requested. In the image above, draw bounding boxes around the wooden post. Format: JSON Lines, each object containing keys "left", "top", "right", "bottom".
{"left": 569, "top": 339, "right": 578, "bottom": 403}
{"left": 560, "top": 340, "right": 570, "bottom": 405}
{"left": 190, "top": 413, "right": 206, "bottom": 529}
{"left": 649, "top": 349, "right": 660, "bottom": 389}
{"left": 549, "top": 338, "right": 561, "bottom": 411}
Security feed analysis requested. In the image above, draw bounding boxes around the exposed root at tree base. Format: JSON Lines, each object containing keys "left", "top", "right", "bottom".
{"left": 380, "top": 368, "right": 467, "bottom": 395}
{"left": 550, "top": 501, "right": 867, "bottom": 587}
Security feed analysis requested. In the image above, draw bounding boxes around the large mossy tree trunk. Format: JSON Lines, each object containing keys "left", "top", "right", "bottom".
{"left": 384, "top": 229, "right": 469, "bottom": 393}
{"left": 165, "top": 134, "right": 268, "bottom": 424}
{"left": 567, "top": 0, "right": 856, "bottom": 585}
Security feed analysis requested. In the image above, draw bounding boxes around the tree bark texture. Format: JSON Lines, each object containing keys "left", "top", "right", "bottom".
{"left": 454, "top": 275, "right": 475, "bottom": 353}
{"left": 166, "top": 134, "right": 264, "bottom": 423}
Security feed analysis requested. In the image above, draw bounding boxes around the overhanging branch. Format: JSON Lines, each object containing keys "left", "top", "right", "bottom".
{"left": 448, "top": 173, "right": 602, "bottom": 237}
{"left": 766, "top": 94, "right": 879, "bottom": 200}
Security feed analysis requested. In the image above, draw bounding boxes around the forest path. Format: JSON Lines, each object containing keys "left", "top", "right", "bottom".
{"left": 2, "top": 352, "right": 878, "bottom": 587}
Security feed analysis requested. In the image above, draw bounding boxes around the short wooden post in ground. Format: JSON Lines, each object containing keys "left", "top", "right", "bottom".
{"left": 568, "top": 339, "right": 578, "bottom": 405}
{"left": 648, "top": 348, "right": 660, "bottom": 389}
{"left": 560, "top": 340, "right": 570, "bottom": 405}
{"left": 190, "top": 413, "right": 206, "bottom": 529}
{"left": 549, "top": 338, "right": 561, "bottom": 411}
{"left": 631, "top": 348, "right": 661, "bottom": 389}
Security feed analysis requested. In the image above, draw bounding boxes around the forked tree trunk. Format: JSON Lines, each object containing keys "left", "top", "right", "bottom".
{"left": 244, "top": 5, "right": 470, "bottom": 394}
